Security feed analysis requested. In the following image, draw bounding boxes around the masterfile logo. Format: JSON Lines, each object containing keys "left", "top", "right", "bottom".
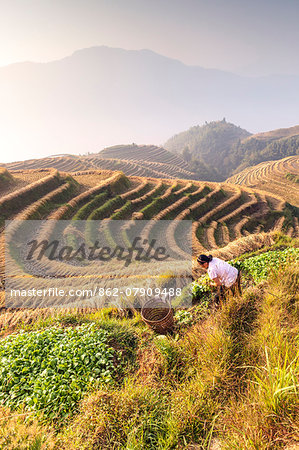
{"left": 5, "top": 219, "right": 192, "bottom": 309}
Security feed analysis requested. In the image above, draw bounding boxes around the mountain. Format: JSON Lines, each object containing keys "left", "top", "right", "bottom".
{"left": 1, "top": 46, "right": 299, "bottom": 162}
{"left": 164, "top": 119, "right": 251, "bottom": 179}
{"left": 164, "top": 121, "right": 299, "bottom": 180}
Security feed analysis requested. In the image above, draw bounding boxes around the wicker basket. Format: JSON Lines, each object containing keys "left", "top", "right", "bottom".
{"left": 141, "top": 299, "right": 174, "bottom": 334}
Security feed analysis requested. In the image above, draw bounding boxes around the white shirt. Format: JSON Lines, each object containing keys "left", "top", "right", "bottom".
{"left": 208, "top": 257, "right": 238, "bottom": 288}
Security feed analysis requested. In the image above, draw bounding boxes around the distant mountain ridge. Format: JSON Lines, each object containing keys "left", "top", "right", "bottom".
{"left": 1, "top": 45, "right": 299, "bottom": 162}
{"left": 3, "top": 124, "right": 298, "bottom": 183}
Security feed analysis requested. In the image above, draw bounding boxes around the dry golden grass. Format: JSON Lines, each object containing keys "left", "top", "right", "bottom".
{"left": 0, "top": 406, "right": 55, "bottom": 449}
{"left": 212, "top": 231, "right": 276, "bottom": 260}
{"left": 0, "top": 169, "right": 57, "bottom": 198}
{"left": 71, "top": 169, "right": 115, "bottom": 189}
{"left": 227, "top": 156, "right": 299, "bottom": 207}
{"left": 4, "top": 149, "right": 196, "bottom": 180}
{"left": 0, "top": 169, "right": 59, "bottom": 210}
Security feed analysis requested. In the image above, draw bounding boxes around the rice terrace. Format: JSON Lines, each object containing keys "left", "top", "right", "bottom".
{"left": 1, "top": 0, "right": 299, "bottom": 445}
{"left": 0, "top": 138, "right": 298, "bottom": 449}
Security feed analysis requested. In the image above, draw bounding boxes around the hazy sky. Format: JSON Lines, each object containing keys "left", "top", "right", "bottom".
{"left": 1, "top": 0, "right": 299, "bottom": 75}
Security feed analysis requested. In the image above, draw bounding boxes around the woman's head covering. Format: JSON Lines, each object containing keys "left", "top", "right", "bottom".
{"left": 197, "top": 254, "right": 213, "bottom": 264}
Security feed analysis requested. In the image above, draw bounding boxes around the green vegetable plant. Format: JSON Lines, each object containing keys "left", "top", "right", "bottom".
{"left": 174, "top": 310, "right": 193, "bottom": 327}
{"left": 231, "top": 247, "right": 299, "bottom": 283}
{"left": 192, "top": 275, "right": 212, "bottom": 302}
{"left": 0, "top": 323, "right": 122, "bottom": 423}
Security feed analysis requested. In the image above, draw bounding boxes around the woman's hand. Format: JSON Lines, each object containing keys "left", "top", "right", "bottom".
{"left": 211, "top": 277, "right": 222, "bottom": 287}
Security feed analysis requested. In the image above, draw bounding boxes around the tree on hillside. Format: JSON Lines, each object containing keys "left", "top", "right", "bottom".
{"left": 182, "top": 146, "right": 192, "bottom": 162}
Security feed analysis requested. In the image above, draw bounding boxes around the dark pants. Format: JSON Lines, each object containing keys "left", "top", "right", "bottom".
{"left": 214, "top": 271, "right": 242, "bottom": 304}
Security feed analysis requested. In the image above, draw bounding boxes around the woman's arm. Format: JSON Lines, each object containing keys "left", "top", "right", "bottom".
{"left": 211, "top": 276, "right": 222, "bottom": 287}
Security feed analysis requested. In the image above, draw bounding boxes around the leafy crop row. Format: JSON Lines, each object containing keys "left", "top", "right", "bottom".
{"left": 0, "top": 324, "right": 121, "bottom": 422}
{"left": 232, "top": 247, "right": 299, "bottom": 283}
{"left": 72, "top": 191, "right": 108, "bottom": 220}
{"left": 87, "top": 195, "right": 124, "bottom": 221}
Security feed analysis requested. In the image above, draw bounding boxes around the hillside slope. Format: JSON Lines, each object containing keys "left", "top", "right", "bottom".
{"left": 99, "top": 144, "right": 189, "bottom": 166}
{"left": 243, "top": 124, "right": 299, "bottom": 142}
{"left": 226, "top": 156, "right": 299, "bottom": 207}
{"left": 164, "top": 119, "right": 251, "bottom": 180}
{"left": 3, "top": 148, "right": 198, "bottom": 180}
{"left": 232, "top": 130, "right": 299, "bottom": 173}
{"left": 164, "top": 121, "right": 299, "bottom": 180}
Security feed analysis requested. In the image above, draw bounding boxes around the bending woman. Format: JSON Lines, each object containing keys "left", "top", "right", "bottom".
{"left": 197, "top": 254, "right": 241, "bottom": 302}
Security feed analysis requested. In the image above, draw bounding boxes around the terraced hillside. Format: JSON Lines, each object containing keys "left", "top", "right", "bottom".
{"left": 242, "top": 124, "right": 299, "bottom": 142}
{"left": 3, "top": 145, "right": 197, "bottom": 180}
{"left": 1, "top": 167, "right": 298, "bottom": 329}
{"left": 99, "top": 144, "right": 190, "bottom": 166}
{"left": 227, "top": 155, "right": 299, "bottom": 207}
